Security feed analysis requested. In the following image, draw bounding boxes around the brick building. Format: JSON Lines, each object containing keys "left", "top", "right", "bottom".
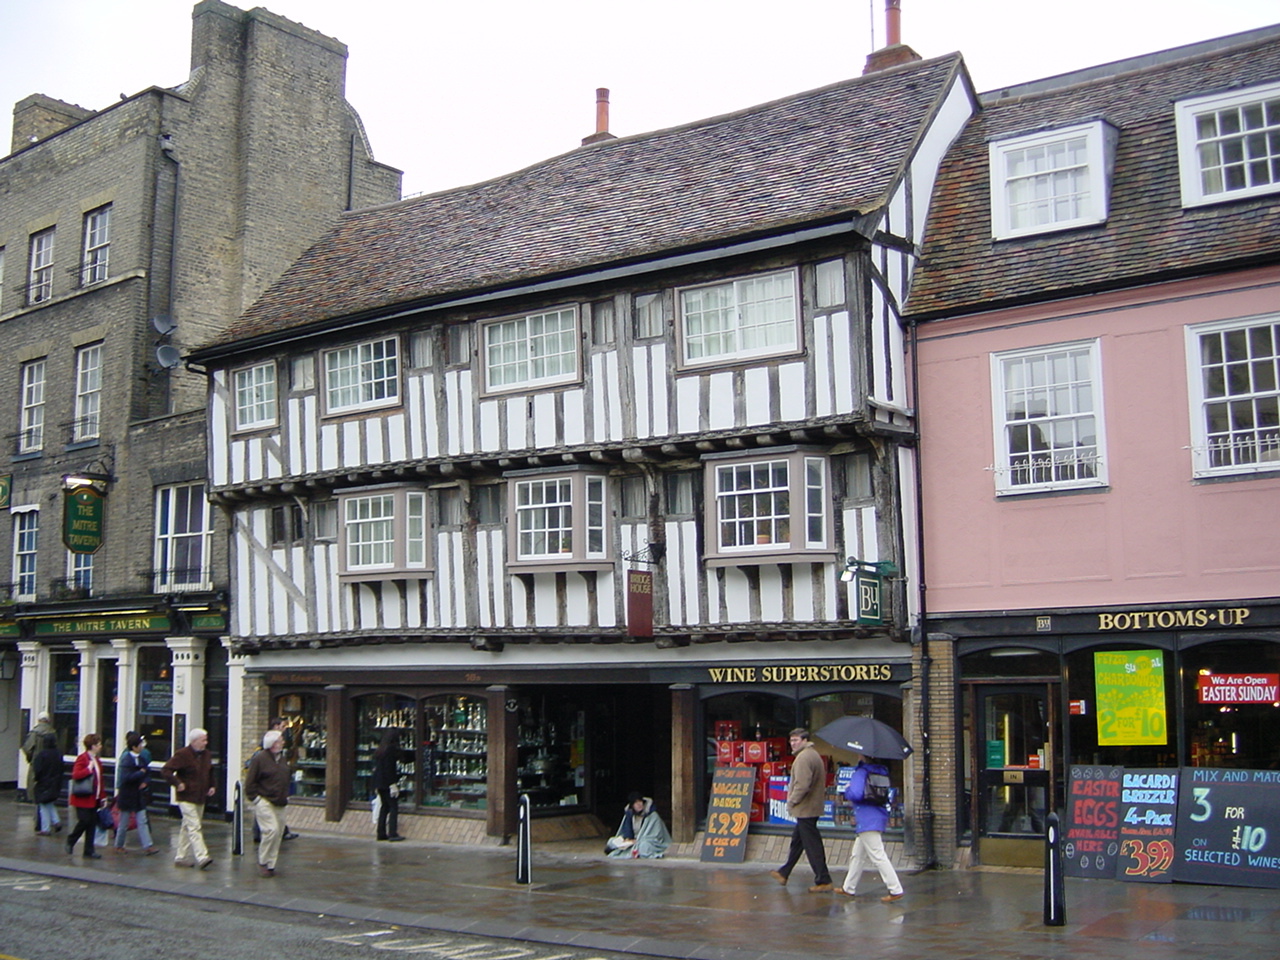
{"left": 2, "top": 1, "right": 400, "bottom": 799}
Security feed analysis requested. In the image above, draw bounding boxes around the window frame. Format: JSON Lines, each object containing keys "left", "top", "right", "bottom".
{"left": 322, "top": 336, "right": 401, "bottom": 415}
{"left": 233, "top": 360, "right": 278, "bottom": 431}
{"left": 154, "top": 482, "right": 213, "bottom": 592}
{"left": 73, "top": 342, "right": 103, "bottom": 443}
{"left": 1176, "top": 81, "right": 1280, "bottom": 208}
{"left": 67, "top": 550, "right": 94, "bottom": 595}
{"left": 989, "top": 122, "right": 1112, "bottom": 240}
{"left": 28, "top": 228, "right": 55, "bottom": 305}
{"left": 990, "top": 339, "right": 1108, "bottom": 495}
{"left": 701, "top": 448, "right": 835, "bottom": 566}
{"left": 481, "top": 305, "right": 582, "bottom": 394}
{"left": 18, "top": 359, "right": 46, "bottom": 454}
{"left": 677, "top": 268, "right": 802, "bottom": 369}
{"left": 13, "top": 507, "right": 39, "bottom": 601}
{"left": 336, "top": 485, "right": 432, "bottom": 580}
{"left": 81, "top": 204, "right": 111, "bottom": 286}
{"left": 1185, "top": 314, "right": 1280, "bottom": 477}
{"left": 506, "top": 468, "right": 612, "bottom": 571}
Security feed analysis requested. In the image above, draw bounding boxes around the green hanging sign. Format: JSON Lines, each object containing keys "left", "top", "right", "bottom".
{"left": 64, "top": 487, "right": 105, "bottom": 554}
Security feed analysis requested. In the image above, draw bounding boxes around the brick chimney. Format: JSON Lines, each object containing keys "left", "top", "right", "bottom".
{"left": 581, "top": 88, "right": 617, "bottom": 145}
{"left": 11, "top": 94, "right": 93, "bottom": 153}
{"left": 863, "top": 0, "right": 922, "bottom": 75}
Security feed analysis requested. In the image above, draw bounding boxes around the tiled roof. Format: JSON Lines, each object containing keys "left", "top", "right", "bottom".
{"left": 906, "top": 33, "right": 1280, "bottom": 319}
{"left": 205, "top": 55, "right": 963, "bottom": 351}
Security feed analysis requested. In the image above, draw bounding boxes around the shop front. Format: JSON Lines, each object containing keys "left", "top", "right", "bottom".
{"left": 249, "top": 653, "right": 915, "bottom": 848}
{"left": 946, "top": 598, "right": 1280, "bottom": 868}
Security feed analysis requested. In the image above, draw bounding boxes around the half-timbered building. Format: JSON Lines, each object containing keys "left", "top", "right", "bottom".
{"left": 190, "top": 48, "right": 975, "bottom": 853}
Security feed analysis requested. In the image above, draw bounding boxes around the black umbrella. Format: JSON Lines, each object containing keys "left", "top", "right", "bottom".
{"left": 814, "top": 716, "right": 913, "bottom": 759}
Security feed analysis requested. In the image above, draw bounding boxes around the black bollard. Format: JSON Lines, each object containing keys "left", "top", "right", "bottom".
{"left": 232, "top": 780, "right": 244, "bottom": 857}
{"left": 516, "top": 793, "right": 532, "bottom": 884}
{"left": 1043, "top": 811, "right": 1065, "bottom": 926}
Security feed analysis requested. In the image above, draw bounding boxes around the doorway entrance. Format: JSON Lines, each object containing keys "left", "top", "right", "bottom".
{"left": 972, "top": 683, "right": 1058, "bottom": 866}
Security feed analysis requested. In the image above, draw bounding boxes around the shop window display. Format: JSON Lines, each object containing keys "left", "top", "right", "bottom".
{"left": 517, "top": 694, "right": 586, "bottom": 811}
{"left": 1183, "top": 640, "right": 1280, "bottom": 769}
{"left": 274, "top": 693, "right": 328, "bottom": 800}
{"left": 422, "top": 695, "right": 487, "bottom": 811}
{"left": 135, "top": 646, "right": 173, "bottom": 760}
{"left": 355, "top": 694, "right": 415, "bottom": 805}
{"left": 49, "top": 651, "right": 80, "bottom": 756}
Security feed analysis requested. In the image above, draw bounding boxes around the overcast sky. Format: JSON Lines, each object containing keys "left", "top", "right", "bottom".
{"left": 2, "top": 1, "right": 1278, "bottom": 197}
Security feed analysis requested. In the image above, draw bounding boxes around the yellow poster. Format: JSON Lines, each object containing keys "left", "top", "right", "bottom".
{"left": 1095, "top": 650, "right": 1168, "bottom": 745}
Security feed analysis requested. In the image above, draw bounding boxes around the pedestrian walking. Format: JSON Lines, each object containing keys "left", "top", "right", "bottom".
{"left": 162, "top": 728, "right": 216, "bottom": 869}
{"left": 836, "top": 754, "right": 904, "bottom": 902}
{"left": 65, "top": 733, "right": 107, "bottom": 859}
{"left": 768, "top": 728, "right": 833, "bottom": 892}
{"left": 21, "top": 711, "right": 56, "bottom": 832}
{"left": 250, "top": 718, "right": 299, "bottom": 843}
{"left": 114, "top": 732, "right": 160, "bottom": 855}
{"left": 246, "top": 729, "right": 291, "bottom": 876}
{"left": 372, "top": 727, "right": 405, "bottom": 842}
{"left": 31, "top": 733, "right": 64, "bottom": 836}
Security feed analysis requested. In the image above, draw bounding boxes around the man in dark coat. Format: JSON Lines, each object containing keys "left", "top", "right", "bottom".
{"left": 769, "top": 728, "right": 833, "bottom": 892}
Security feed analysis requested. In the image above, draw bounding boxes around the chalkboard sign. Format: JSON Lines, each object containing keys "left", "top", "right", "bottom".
{"left": 139, "top": 680, "right": 173, "bottom": 717}
{"left": 1116, "top": 768, "right": 1178, "bottom": 883}
{"left": 1173, "top": 767, "right": 1280, "bottom": 889}
{"left": 701, "top": 765, "right": 755, "bottom": 863}
{"left": 1064, "top": 765, "right": 1122, "bottom": 878}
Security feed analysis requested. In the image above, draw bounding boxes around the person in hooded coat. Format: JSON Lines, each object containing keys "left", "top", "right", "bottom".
{"left": 836, "top": 755, "right": 904, "bottom": 902}
{"left": 606, "top": 793, "right": 671, "bottom": 859}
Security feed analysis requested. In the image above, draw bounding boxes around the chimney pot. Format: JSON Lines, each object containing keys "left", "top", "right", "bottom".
{"left": 582, "top": 87, "right": 617, "bottom": 146}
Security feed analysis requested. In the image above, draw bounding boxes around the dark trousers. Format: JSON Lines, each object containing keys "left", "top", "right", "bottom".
{"left": 779, "top": 816, "right": 830, "bottom": 884}
{"left": 66, "top": 806, "right": 98, "bottom": 857}
{"left": 376, "top": 787, "right": 399, "bottom": 839}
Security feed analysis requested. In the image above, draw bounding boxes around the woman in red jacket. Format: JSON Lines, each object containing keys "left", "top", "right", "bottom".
{"left": 66, "top": 733, "right": 107, "bottom": 859}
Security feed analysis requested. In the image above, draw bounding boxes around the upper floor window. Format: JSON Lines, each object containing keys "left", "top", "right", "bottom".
{"left": 19, "top": 359, "right": 46, "bottom": 453}
{"left": 337, "top": 486, "right": 430, "bottom": 578}
{"left": 73, "top": 343, "right": 103, "bottom": 442}
{"left": 81, "top": 205, "right": 111, "bottom": 285}
{"left": 702, "top": 448, "right": 832, "bottom": 564}
{"left": 28, "top": 229, "right": 55, "bottom": 305}
{"left": 991, "top": 340, "right": 1106, "bottom": 494}
{"left": 324, "top": 337, "right": 399, "bottom": 414}
{"left": 634, "top": 293, "right": 666, "bottom": 340}
{"left": 679, "top": 269, "right": 799, "bottom": 367}
{"left": 67, "top": 550, "right": 94, "bottom": 596}
{"left": 234, "top": 361, "right": 277, "bottom": 430}
{"left": 507, "top": 469, "right": 609, "bottom": 569}
{"left": 1176, "top": 81, "right": 1280, "bottom": 207}
{"left": 13, "top": 508, "right": 39, "bottom": 601}
{"left": 989, "top": 122, "right": 1113, "bottom": 239}
{"left": 154, "top": 482, "right": 212, "bottom": 591}
{"left": 482, "top": 307, "right": 579, "bottom": 392}
{"left": 1186, "top": 315, "right": 1279, "bottom": 476}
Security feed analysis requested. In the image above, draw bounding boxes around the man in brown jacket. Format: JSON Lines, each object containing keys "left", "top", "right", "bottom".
{"left": 769, "top": 728, "right": 833, "bottom": 892}
{"left": 246, "top": 729, "right": 291, "bottom": 877}
{"left": 162, "top": 728, "right": 216, "bottom": 869}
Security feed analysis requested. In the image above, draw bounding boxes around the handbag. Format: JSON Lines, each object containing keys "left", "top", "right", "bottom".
{"left": 71, "top": 775, "right": 94, "bottom": 797}
{"left": 97, "top": 806, "right": 115, "bottom": 831}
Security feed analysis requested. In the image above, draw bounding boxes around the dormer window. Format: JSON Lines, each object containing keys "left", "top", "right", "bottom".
{"left": 989, "top": 122, "right": 1113, "bottom": 239}
{"left": 1176, "top": 81, "right": 1280, "bottom": 208}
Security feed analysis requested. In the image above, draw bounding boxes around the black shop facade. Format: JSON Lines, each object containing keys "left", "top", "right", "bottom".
{"left": 247, "top": 652, "right": 914, "bottom": 845}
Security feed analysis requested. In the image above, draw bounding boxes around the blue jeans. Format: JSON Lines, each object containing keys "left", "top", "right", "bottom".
{"left": 37, "top": 802, "right": 60, "bottom": 832}
{"left": 114, "top": 807, "right": 154, "bottom": 849}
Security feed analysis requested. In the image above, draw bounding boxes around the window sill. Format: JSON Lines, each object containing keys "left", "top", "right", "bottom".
{"left": 507, "top": 559, "right": 614, "bottom": 575}
{"left": 994, "top": 483, "right": 1109, "bottom": 500}
{"left": 705, "top": 550, "right": 837, "bottom": 568}
{"left": 12, "top": 451, "right": 43, "bottom": 462}
{"left": 65, "top": 439, "right": 101, "bottom": 452}
{"left": 339, "top": 570, "right": 434, "bottom": 583}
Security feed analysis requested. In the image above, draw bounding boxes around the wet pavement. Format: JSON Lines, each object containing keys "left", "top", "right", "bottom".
{"left": 2, "top": 796, "right": 1277, "bottom": 960}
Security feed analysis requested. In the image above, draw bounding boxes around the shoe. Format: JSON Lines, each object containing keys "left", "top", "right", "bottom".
{"left": 768, "top": 869, "right": 788, "bottom": 886}
{"left": 377, "top": 836, "right": 388, "bottom": 841}
{"left": 881, "top": 892, "right": 905, "bottom": 903}
{"left": 53, "top": 823, "right": 63, "bottom": 834}
{"left": 144, "top": 847, "right": 160, "bottom": 856}
{"left": 282, "top": 831, "right": 299, "bottom": 841}
{"left": 387, "top": 835, "right": 405, "bottom": 842}
{"left": 37, "top": 830, "right": 50, "bottom": 836}
{"left": 115, "top": 847, "right": 128, "bottom": 854}
{"left": 809, "top": 883, "right": 834, "bottom": 893}
{"left": 84, "top": 852, "right": 102, "bottom": 860}
{"left": 66, "top": 840, "right": 74, "bottom": 855}
{"left": 258, "top": 865, "right": 276, "bottom": 877}
{"left": 197, "top": 857, "right": 214, "bottom": 870}
{"left": 835, "top": 888, "right": 856, "bottom": 897}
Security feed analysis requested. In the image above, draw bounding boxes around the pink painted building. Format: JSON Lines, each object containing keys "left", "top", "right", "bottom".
{"left": 907, "top": 26, "right": 1280, "bottom": 869}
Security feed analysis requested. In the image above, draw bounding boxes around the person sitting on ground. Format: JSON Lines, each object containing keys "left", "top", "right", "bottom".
{"left": 606, "top": 792, "right": 671, "bottom": 859}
